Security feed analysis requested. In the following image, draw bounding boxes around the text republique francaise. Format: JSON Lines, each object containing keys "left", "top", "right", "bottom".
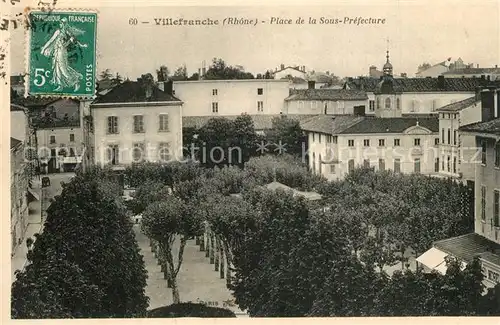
{"left": 150, "top": 17, "right": 386, "bottom": 26}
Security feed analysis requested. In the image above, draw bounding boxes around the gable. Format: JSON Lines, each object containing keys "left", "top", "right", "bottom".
{"left": 404, "top": 125, "right": 433, "bottom": 135}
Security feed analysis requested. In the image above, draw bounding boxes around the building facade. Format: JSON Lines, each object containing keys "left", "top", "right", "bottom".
{"left": 415, "top": 61, "right": 449, "bottom": 78}
{"left": 283, "top": 83, "right": 368, "bottom": 115}
{"left": 442, "top": 66, "right": 500, "bottom": 81}
{"left": 436, "top": 96, "right": 481, "bottom": 181}
{"left": 170, "top": 79, "right": 289, "bottom": 116}
{"left": 272, "top": 64, "right": 307, "bottom": 80}
{"left": 301, "top": 115, "right": 439, "bottom": 181}
{"left": 10, "top": 138, "right": 29, "bottom": 254}
{"left": 91, "top": 79, "right": 184, "bottom": 167}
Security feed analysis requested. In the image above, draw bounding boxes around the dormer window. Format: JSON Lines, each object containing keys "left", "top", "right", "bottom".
{"left": 385, "top": 97, "right": 391, "bottom": 109}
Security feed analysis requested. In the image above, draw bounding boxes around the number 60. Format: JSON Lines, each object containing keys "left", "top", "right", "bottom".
{"left": 34, "top": 68, "right": 51, "bottom": 87}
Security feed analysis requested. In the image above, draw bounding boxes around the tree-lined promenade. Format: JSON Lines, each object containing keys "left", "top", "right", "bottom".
{"left": 11, "top": 153, "right": 500, "bottom": 317}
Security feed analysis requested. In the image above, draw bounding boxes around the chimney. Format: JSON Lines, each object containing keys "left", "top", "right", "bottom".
{"left": 437, "top": 75, "right": 445, "bottom": 89}
{"left": 308, "top": 80, "right": 316, "bottom": 89}
{"left": 164, "top": 80, "right": 173, "bottom": 95}
{"left": 369, "top": 66, "right": 377, "bottom": 77}
{"left": 281, "top": 63, "right": 285, "bottom": 70}
{"left": 496, "top": 65, "right": 498, "bottom": 69}
{"left": 480, "top": 88, "right": 496, "bottom": 122}
{"left": 477, "top": 64, "right": 479, "bottom": 68}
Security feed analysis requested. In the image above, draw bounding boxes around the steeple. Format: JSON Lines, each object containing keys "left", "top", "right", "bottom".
{"left": 383, "top": 39, "right": 393, "bottom": 76}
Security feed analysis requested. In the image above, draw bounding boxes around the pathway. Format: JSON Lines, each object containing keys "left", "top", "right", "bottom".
{"left": 133, "top": 225, "right": 248, "bottom": 317}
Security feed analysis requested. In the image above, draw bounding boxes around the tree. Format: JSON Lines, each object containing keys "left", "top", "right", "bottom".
{"left": 204, "top": 58, "right": 255, "bottom": 80}
{"left": 232, "top": 114, "right": 258, "bottom": 167}
{"left": 156, "top": 65, "right": 169, "bottom": 82}
{"left": 113, "top": 72, "right": 123, "bottom": 84}
{"left": 99, "top": 69, "right": 113, "bottom": 80}
{"left": 196, "top": 117, "right": 236, "bottom": 168}
{"left": 418, "top": 62, "right": 432, "bottom": 72}
{"left": 141, "top": 196, "right": 203, "bottom": 304}
{"left": 171, "top": 65, "right": 188, "bottom": 81}
{"left": 266, "top": 116, "right": 305, "bottom": 157}
{"left": 11, "top": 167, "right": 149, "bottom": 318}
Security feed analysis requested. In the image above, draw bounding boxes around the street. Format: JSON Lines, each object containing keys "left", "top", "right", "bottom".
{"left": 11, "top": 172, "right": 75, "bottom": 283}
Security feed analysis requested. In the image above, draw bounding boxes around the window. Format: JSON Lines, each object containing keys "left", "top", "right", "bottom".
{"left": 414, "top": 138, "right": 421, "bottom": 146}
{"left": 447, "top": 156, "right": 451, "bottom": 172}
{"left": 481, "top": 140, "right": 487, "bottom": 165}
{"left": 312, "top": 133, "right": 315, "bottom": 142}
{"left": 348, "top": 139, "right": 354, "bottom": 147}
{"left": 319, "top": 134, "right": 322, "bottom": 144}
{"left": 133, "top": 115, "right": 144, "bottom": 133}
{"left": 348, "top": 159, "right": 355, "bottom": 173}
{"left": 332, "top": 136, "right": 338, "bottom": 144}
{"left": 108, "top": 144, "right": 119, "bottom": 165}
{"left": 453, "top": 130, "right": 457, "bottom": 145}
{"left": 414, "top": 158, "right": 421, "bottom": 173}
{"left": 257, "top": 101, "right": 264, "bottom": 112}
{"left": 107, "top": 116, "right": 118, "bottom": 134}
{"left": 481, "top": 186, "right": 486, "bottom": 221}
{"left": 212, "top": 102, "right": 219, "bottom": 113}
{"left": 363, "top": 159, "right": 370, "bottom": 168}
{"left": 435, "top": 138, "right": 439, "bottom": 145}
{"left": 51, "top": 148, "right": 56, "bottom": 158}
{"left": 319, "top": 154, "right": 323, "bottom": 174}
{"left": 495, "top": 143, "right": 500, "bottom": 167}
{"left": 442, "top": 129, "right": 445, "bottom": 144}
{"left": 330, "top": 164, "right": 336, "bottom": 174}
{"left": 488, "top": 270, "right": 499, "bottom": 283}
{"left": 363, "top": 139, "right": 370, "bottom": 147}
{"left": 257, "top": 88, "right": 263, "bottom": 95}
{"left": 394, "top": 139, "right": 400, "bottom": 146}
{"left": 69, "top": 133, "right": 75, "bottom": 142}
{"left": 369, "top": 100, "right": 375, "bottom": 111}
{"left": 447, "top": 128, "right": 451, "bottom": 144}
{"left": 212, "top": 89, "right": 218, "bottom": 96}
{"left": 376, "top": 97, "right": 381, "bottom": 109}
{"left": 394, "top": 159, "right": 401, "bottom": 173}
{"left": 442, "top": 155, "right": 445, "bottom": 171}
{"left": 379, "top": 159, "right": 385, "bottom": 171}
{"left": 132, "top": 142, "right": 145, "bottom": 162}
{"left": 494, "top": 190, "right": 499, "bottom": 227}
{"left": 159, "top": 114, "right": 169, "bottom": 131}
{"left": 50, "top": 135, "right": 56, "bottom": 144}
{"left": 396, "top": 98, "right": 400, "bottom": 109}
{"left": 69, "top": 147, "right": 75, "bottom": 157}
{"left": 385, "top": 97, "right": 391, "bottom": 109}
{"left": 379, "top": 139, "right": 385, "bottom": 147}
{"left": 435, "top": 158, "right": 439, "bottom": 172}
{"left": 158, "top": 142, "right": 171, "bottom": 162}
{"left": 453, "top": 157, "right": 457, "bottom": 174}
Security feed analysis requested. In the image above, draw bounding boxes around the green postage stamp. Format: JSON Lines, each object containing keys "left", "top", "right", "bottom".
{"left": 26, "top": 10, "right": 97, "bottom": 98}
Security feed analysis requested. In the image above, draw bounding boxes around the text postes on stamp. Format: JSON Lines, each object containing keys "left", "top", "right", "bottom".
{"left": 26, "top": 10, "right": 97, "bottom": 98}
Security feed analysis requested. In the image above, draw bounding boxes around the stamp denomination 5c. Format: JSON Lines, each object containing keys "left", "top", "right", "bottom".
{"left": 26, "top": 10, "right": 97, "bottom": 98}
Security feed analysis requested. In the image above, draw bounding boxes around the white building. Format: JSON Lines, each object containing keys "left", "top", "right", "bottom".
{"left": 436, "top": 96, "right": 481, "bottom": 181}
{"left": 283, "top": 82, "right": 368, "bottom": 115}
{"left": 272, "top": 64, "right": 307, "bottom": 80}
{"left": 91, "top": 79, "right": 184, "bottom": 167}
{"left": 345, "top": 52, "right": 500, "bottom": 117}
{"left": 415, "top": 61, "right": 449, "bottom": 78}
{"left": 301, "top": 115, "right": 440, "bottom": 181}
{"left": 442, "top": 66, "right": 500, "bottom": 81}
{"left": 170, "top": 79, "right": 289, "bottom": 116}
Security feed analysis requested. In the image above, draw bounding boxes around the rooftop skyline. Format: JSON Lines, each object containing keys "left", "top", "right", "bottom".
{"left": 9, "top": 2, "right": 500, "bottom": 80}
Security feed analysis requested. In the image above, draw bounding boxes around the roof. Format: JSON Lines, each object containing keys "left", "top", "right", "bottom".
{"left": 10, "top": 137, "right": 22, "bottom": 149}
{"left": 437, "top": 96, "right": 479, "bottom": 112}
{"left": 478, "top": 251, "right": 500, "bottom": 267}
{"left": 183, "top": 114, "right": 317, "bottom": 130}
{"left": 285, "top": 89, "right": 368, "bottom": 101}
{"left": 340, "top": 117, "right": 439, "bottom": 134}
{"left": 300, "top": 115, "right": 365, "bottom": 134}
{"left": 459, "top": 118, "right": 500, "bottom": 136}
{"left": 416, "top": 61, "right": 448, "bottom": 74}
{"left": 264, "top": 181, "right": 322, "bottom": 201}
{"left": 92, "top": 81, "right": 182, "bottom": 104}
{"left": 10, "top": 104, "right": 26, "bottom": 112}
{"left": 12, "top": 96, "right": 60, "bottom": 108}
{"left": 274, "top": 66, "right": 305, "bottom": 74}
{"left": 443, "top": 68, "right": 500, "bottom": 75}
{"left": 345, "top": 77, "right": 500, "bottom": 93}
{"left": 433, "top": 233, "right": 500, "bottom": 262}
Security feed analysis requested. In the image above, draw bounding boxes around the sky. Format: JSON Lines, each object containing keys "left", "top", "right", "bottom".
{"left": 8, "top": 0, "right": 500, "bottom": 80}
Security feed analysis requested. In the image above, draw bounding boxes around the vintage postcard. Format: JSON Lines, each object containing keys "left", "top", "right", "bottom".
{"left": 3, "top": 0, "right": 500, "bottom": 322}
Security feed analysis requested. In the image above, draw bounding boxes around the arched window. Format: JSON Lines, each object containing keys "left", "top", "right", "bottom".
{"left": 385, "top": 97, "right": 391, "bottom": 109}
{"left": 396, "top": 98, "right": 400, "bottom": 109}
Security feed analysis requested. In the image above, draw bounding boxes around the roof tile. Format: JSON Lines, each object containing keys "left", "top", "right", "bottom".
{"left": 438, "top": 96, "right": 479, "bottom": 112}
{"left": 286, "top": 89, "right": 367, "bottom": 101}
{"left": 92, "top": 81, "right": 181, "bottom": 104}
{"left": 459, "top": 118, "right": 500, "bottom": 136}
{"left": 434, "top": 233, "right": 500, "bottom": 262}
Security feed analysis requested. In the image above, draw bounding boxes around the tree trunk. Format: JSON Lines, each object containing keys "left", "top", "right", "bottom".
{"left": 209, "top": 233, "right": 215, "bottom": 264}
{"left": 205, "top": 231, "right": 210, "bottom": 258}
{"left": 200, "top": 232, "right": 205, "bottom": 251}
{"left": 214, "top": 237, "right": 219, "bottom": 271}
{"left": 219, "top": 242, "right": 225, "bottom": 279}
{"left": 195, "top": 236, "right": 200, "bottom": 245}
